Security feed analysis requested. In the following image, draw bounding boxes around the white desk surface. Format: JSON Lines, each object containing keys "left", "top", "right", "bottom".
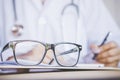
{"left": 0, "top": 64, "right": 120, "bottom": 80}
{"left": 0, "top": 70, "right": 120, "bottom": 80}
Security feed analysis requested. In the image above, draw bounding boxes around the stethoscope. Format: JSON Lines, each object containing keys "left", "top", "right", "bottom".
{"left": 11, "top": 0, "right": 24, "bottom": 37}
{"left": 62, "top": 0, "right": 79, "bottom": 16}
{"left": 11, "top": 0, "right": 79, "bottom": 37}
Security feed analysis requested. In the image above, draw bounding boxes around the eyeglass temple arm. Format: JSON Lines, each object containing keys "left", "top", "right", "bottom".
{"left": 0, "top": 43, "right": 10, "bottom": 61}
{"left": 49, "top": 47, "right": 79, "bottom": 65}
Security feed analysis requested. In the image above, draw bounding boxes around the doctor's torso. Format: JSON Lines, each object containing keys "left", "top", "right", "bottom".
{"left": 1, "top": 0, "right": 120, "bottom": 63}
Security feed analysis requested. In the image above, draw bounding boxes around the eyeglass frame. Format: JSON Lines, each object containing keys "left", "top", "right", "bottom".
{"left": 0, "top": 40, "right": 82, "bottom": 67}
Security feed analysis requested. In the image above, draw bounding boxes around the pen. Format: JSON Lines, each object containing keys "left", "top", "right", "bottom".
{"left": 92, "top": 32, "right": 110, "bottom": 60}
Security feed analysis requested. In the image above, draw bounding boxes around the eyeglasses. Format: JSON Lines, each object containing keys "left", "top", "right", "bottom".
{"left": 0, "top": 40, "right": 82, "bottom": 67}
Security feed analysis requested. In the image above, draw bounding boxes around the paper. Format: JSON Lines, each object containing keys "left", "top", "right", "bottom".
{"left": 0, "top": 60, "right": 105, "bottom": 69}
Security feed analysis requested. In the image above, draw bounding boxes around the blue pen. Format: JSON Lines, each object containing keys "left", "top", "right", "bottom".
{"left": 92, "top": 32, "right": 110, "bottom": 60}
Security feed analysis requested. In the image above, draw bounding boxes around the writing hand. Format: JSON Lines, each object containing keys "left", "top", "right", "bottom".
{"left": 90, "top": 41, "right": 120, "bottom": 67}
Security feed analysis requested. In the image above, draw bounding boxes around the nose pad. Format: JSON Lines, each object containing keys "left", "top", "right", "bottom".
{"left": 46, "top": 44, "right": 52, "bottom": 50}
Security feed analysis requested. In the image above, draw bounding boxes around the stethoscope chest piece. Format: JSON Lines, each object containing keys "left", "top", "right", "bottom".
{"left": 11, "top": 24, "right": 24, "bottom": 37}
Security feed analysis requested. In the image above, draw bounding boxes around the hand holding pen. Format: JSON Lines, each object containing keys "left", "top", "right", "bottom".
{"left": 92, "top": 32, "right": 110, "bottom": 60}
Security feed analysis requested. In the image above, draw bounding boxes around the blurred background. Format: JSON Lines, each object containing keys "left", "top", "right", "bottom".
{"left": 103, "top": 0, "right": 120, "bottom": 27}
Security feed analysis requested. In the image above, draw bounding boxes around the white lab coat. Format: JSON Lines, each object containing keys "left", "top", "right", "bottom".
{"left": 0, "top": 0, "right": 120, "bottom": 64}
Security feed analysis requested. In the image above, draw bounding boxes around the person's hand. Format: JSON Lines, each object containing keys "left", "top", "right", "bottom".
{"left": 90, "top": 41, "right": 120, "bottom": 67}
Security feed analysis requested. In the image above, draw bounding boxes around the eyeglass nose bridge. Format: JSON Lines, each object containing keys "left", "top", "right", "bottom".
{"left": 45, "top": 43, "right": 54, "bottom": 50}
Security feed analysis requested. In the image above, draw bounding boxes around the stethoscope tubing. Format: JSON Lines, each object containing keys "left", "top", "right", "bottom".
{"left": 61, "top": 0, "right": 79, "bottom": 42}
{"left": 13, "top": 0, "right": 17, "bottom": 21}
{"left": 61, "top": 0, "right": 79, "bottom": 16}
